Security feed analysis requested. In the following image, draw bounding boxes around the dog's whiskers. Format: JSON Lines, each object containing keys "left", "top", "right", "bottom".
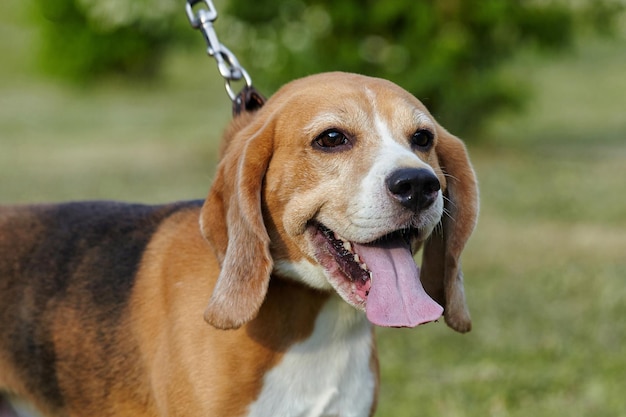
{"left": 442, "top": 207, "right": 456, "bottom": 223}
{"left": 442, "top": 172, "right": 460, "bottom": 182}
{"left": 443, "top": 195, "right": 457, "bottom": 210}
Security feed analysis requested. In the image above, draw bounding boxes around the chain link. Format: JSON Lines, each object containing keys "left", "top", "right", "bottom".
{"left": 186, "top": 0, "right": 252, "bottom": 101}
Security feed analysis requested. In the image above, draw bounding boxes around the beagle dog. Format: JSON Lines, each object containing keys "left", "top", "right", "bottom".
{"left": 0, "top": 72, "right": 479, "bottom": 417}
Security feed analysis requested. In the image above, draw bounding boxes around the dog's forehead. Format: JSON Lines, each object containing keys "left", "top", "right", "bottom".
{"left": 272, "top": 73, "right": 433, "bottom": 132}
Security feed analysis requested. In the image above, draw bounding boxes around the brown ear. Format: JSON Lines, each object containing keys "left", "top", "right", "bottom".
{"left": 421, "top": 128, "right": 479, "bottom": 333}
{"left": 199, "top": 116, "right": 274, "bottom": 330}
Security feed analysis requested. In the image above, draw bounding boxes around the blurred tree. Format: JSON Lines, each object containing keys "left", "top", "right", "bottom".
{"left": 31, "top": 0, "right": 188, "bottom": 82}
{"left": 224, "top": 0, "right": 623, "bottom": 137}
{"left": 31, "top": 0, "right": 623, "bottom": 137}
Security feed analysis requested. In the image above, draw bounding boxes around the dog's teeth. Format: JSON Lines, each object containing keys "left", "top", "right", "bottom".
{"left": 353, "top": 254, "right": 360, "bottom": 263}
{"left": 343, "top": 241, "right": 352, "bottom": 252}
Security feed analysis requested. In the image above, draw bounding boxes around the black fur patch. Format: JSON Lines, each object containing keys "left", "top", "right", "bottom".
{"left": 0, "top": 200, "right": 203, "bottom": 410}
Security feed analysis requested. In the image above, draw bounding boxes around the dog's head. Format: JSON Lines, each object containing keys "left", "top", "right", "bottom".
{"left": 200, "top": 72, "right": 478, "bottom": 332}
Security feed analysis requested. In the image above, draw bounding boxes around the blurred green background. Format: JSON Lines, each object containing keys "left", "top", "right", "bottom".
{"left": 1, "top": 0, "right": 625, "bottom": 416}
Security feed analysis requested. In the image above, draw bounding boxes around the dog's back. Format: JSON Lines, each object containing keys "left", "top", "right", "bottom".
{"left": 0, "top": 201, "right": 202, "bottom": 416}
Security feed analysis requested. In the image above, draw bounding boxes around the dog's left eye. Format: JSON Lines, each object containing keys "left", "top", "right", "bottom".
{"left": 313, "top": 129, "right": 350, "bottom": 150}
{"left": 411, "top": 129, "right": 434, "bottom": 150}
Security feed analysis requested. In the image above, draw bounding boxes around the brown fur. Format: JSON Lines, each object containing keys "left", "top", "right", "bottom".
{"left": 0, "top": 72, "right": 478, "bottom": 417}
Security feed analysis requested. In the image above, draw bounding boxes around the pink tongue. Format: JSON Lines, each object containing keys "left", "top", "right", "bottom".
{"left": 355, "top": 237, "right": 443, "bottom": 327}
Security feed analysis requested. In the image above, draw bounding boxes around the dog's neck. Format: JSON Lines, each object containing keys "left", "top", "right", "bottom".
{"left": 245, "top": 278, "right": 376, "bottom": 417}
{"left": 245, "top": 275, "right": 370, "bottom": 350}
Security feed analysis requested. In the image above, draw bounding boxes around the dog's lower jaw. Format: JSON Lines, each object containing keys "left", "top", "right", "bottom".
{"left": 272, "top": 258, "right": 333, "bottom": 291}
{"left": 304, "top": 221, "right": 444, "bottom": 328}
{"left": 271, "top": 249, "right": 370, "bottom": 314}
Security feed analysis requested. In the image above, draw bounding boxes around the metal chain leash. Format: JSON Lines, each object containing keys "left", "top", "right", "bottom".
{"left": 186, "top": 0, "right": 253, "bottom": 102}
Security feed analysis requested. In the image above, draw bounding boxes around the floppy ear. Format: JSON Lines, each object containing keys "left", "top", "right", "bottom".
{"left": 420, "top": 128, "right": 479, "bottom": 333}
{"left": 199, "top": 116, "right": 275, "bottom": 330}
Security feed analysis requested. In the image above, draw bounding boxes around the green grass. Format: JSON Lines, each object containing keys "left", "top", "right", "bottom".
{"left": 1, "top": 3, "right": 626, "bottom": 416}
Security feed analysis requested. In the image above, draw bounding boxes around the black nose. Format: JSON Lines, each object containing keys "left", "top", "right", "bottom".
{"left": 386, "top": 168, "right": 441, "bottom": 211}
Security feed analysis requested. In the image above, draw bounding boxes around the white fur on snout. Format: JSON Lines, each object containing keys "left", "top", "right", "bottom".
{"left": 344, "top": 113, "right": 443, "bottom": 242}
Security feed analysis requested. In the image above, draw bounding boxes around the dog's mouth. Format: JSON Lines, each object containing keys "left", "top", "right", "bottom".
{"left": 309, "top": 222, "right": 443, "bottom": 328}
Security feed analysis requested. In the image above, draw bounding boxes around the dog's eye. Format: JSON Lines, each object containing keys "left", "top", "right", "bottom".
{"left": 411, "top": 129, "right": 434, "bottom": 150}
{"left": 313, "top": 129, "right": 350, "bottom": 151}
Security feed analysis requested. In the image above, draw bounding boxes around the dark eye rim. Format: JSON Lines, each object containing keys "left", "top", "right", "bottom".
{"left": 312, "top": 128, "right": 353, "bottom": 152}
{"left": 411, "top": 129, "right": 435, "bottom": 151}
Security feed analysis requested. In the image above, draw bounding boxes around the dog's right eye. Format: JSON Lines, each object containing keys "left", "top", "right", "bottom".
{"left": 313, "top": 129, "right": 351, "bottom": 151}
{"left": 411, "top": 129, "right": 434, "bottom": 151}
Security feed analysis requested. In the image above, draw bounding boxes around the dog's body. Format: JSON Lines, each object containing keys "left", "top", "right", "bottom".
{"left": 0, "top": 73, "right": 478, "bottom": 417}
